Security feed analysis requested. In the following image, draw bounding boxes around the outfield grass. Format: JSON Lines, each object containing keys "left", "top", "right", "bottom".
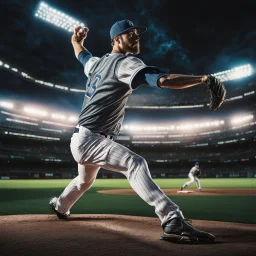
{"left": 0, "top": 178, "right": 255, "bottom": 224}
{"left": 1, "top": 178, "right": 255, "bottom": 189}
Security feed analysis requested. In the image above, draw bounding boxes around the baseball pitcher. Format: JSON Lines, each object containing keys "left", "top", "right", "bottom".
{"left": 49, "top": 19, "right": 226, "bottom": 242}
{"left": 181, "top": 162, "right": 201, "bottom": 191}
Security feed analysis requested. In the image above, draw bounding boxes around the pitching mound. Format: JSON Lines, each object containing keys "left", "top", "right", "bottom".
{"left": 97, "top": 188, "right": 256, "bottom": 196}
{"left": 0, "top": 215, "right": 255, "bottom": 256}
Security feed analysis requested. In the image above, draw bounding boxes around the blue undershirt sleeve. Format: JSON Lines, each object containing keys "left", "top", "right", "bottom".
{"left": 131, "top": 66, "right": 167, "bottom": 89}
{"left": 144, "top": 72, "right": 167, "bottom": 88}
{"left": 77, "top": 50, "right": 93, "bottom": 67}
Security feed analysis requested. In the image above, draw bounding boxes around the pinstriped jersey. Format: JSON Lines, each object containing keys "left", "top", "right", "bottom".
{"left": 78, "top": 53, "right": 131, "bottom": 135}
{"left": 78, "top": 53, "right": 166, "bottom": 136}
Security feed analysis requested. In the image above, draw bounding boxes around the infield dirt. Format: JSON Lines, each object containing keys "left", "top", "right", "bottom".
{"left": 97, "top": 188, "right": 256, "bottom": 196}
{"left": 0, "top": 214, "right": 256, "bottom": 256}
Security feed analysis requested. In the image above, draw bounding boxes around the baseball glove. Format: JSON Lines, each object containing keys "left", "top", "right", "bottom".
{"left": 206, "top": 75, "right": 227, "bottom": 111}
{"left": 194, "top": 170, "right": 201, "bottom": 177}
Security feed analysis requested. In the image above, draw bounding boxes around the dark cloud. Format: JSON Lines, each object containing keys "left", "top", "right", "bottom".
{"left": 139, "top": 22, "right": 193, "bottom": 73}
{"left": 207, "top": 31, "right": 256, "bottom": 73}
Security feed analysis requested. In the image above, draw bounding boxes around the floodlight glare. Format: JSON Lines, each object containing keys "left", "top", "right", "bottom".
{"left": 212, "top": 64, "right": 253, "bottom": 82}
{"left": 0, "top": 101, "right": 14, "bottom": 109}
{"left": 52, "top": 113, "right": 66, "bottom": 120}
{"left": 231, "top": 114, "right": 254, "bottom": 124}
{"left": 24, "top": 106, "right": 48, "bottom": 117}
{"left": 69, "top": 116, "right": 78, "bottom": 122}
{"left": 35, "top": 2, "right": 85, "bottom": 32}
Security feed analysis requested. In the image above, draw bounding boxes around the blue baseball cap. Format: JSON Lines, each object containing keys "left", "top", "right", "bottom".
{"left": 110, "top": 19, "right": 147, "bottom": 39}
{"left": 195, "top": 162, "right": 199, "bottom": 165}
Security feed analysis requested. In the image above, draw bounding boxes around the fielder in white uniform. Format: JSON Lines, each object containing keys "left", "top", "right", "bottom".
{"left": 49, "top": 20, "right": 215, "bottom": 242}
{"left": 181, "top": 162, "right": 201, "bottom": 191}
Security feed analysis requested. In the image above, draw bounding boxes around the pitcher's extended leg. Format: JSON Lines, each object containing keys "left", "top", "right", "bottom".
{"left": 80, "top": 138, "right": 182, "bottom": 223}
{"left": 55, "top": 164, "right": 99, "bottom": 213}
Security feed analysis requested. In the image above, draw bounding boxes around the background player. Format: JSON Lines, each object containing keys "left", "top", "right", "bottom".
{"left": 181, "top": 162, "right": 201, "bottom": 191}
{"left": 49, "top": 19, "right": 222, "bottom": 242}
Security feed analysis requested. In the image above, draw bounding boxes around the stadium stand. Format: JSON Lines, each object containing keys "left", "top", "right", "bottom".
{"left": 0, "top": 67, "right": 255, "bottom": 179}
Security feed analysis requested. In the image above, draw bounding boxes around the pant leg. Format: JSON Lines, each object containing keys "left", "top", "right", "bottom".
{"left": 70, "top": 128, "right": 182, "bottom": 224}
{"left": 56, "top": 164, "right": 99, "bottom": 213}
{"left": 183, "top": 173, "right": 195, "bottom": 188}
{"left": 195, "top": 177, "right": 201, "bottom": 189}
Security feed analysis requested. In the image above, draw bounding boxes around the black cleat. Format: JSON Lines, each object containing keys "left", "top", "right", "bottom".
{"left": 180, "top": 187, "right": 183, "bottom": 191}
{"left": 161, "top": 218, "right": 215, "bottom": 243}
{"left": 49, "top": 197, "right": 70, "bottom": 219}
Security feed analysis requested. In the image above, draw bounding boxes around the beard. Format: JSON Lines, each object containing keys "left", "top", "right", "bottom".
{"left": 123, "top": 42, "right": 140, "bottom": 55}
{"left": 132, "top": 43, "right": 140, "bottom": 54}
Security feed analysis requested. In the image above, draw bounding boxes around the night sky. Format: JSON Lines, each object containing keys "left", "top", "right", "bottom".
{"left": 0, "top": 0, "right": 255, "bottom": 113}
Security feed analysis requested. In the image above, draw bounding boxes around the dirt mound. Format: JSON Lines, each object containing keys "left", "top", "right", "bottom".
{"left": 0, "top": 214, "right": 255, "bottom": 256}
{"left": 97, "top": 188, "right": 256, "bottom": 196}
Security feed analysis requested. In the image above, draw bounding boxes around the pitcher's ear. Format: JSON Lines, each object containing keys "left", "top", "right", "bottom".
{"left": 115, "top": 35, "right": 122, "bottom": 43}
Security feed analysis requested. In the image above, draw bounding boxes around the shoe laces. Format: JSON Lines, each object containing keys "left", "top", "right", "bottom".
{"left": 183, "top": 218, "right": 201, "bottom": 232}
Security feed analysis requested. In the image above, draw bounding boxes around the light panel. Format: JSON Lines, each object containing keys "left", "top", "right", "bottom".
{"left": 52, "top": 113, "right": 66, "bottom": 120}
{"left": 35, "top": 2, "right": 85, "bottom": 32}
{"left": 123, "top": 120, "right": 225, "bottom": 132}
{"left": 24, "top": 106, "right": 48, "bottom": 117}
{"left": 212, "top": 64, "right": 253, "bottom": 82}
{"left": 6, "top": 118, "right": 38, "bottom": 126}
{"left": 231, "top": 114, "right": 254, "bottom": 124}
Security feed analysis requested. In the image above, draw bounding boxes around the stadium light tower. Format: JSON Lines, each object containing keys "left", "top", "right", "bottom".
{"left": 212, "top": 64, "right": 253, "bottom": 82}
{"left": 35, "top": 2, "right": 85, "bottom": 32}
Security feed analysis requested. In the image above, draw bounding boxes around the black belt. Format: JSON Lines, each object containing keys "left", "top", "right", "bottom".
{"left": 73, "top": 127, "right": 115, "bottom": 140}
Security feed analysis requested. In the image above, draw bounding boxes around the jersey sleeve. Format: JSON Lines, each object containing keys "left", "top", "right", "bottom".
{"left": 116, "top": 55, "right": 167, "bottom": 89}
{"left": 84, "top": 57, "right": 100, "bottom": 77}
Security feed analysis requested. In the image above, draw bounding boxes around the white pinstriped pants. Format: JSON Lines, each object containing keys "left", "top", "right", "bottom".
{"left": 55, "top": 126, "right": 182, "bottom": 224}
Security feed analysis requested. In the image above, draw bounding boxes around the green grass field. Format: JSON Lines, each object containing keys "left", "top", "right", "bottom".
{"left": 0, "top": 178, "right": 255, "bottom": 223}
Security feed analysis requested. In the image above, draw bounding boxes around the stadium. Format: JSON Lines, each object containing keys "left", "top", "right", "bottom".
{"left": 0, "top": 1, "right": 255, "bottom": 256}
{"left": 1, "top": 63, "right": 255, "bottom": 179}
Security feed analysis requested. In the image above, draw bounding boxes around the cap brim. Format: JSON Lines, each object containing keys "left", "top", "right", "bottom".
{"left": 134, "top": 26, "right": 147, "bottom": 35}
{"left": 116, "top": 26, "right": 147, "bottom": 37}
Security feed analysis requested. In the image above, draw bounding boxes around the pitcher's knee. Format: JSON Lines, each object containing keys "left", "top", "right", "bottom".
{"left": 132, "top": 155, "right": 147, "bottom": 168}
{"left": 76, "top": 178, "right": 96, "bottom": 191}
{"left": 127, "top": 155, "right": 148, "bottom": 176}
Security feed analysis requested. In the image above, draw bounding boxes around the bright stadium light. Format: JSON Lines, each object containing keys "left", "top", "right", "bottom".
{"left": 123, "top": 120, "right": 226, "bottom": 132}
{"left": 55, "top": 84, "right": 68, "bottom": 90}
{"left": 69, "top": 116, "right": 78, "bottom": 122}
{"left": 0, "top": 101, "right": 14, "bottom": 109}
{"left": 11, "top": 68, "right": 18, "bottom": 72}
{"left": 0, "top": 60, "right": 3, "bottom": 66}
{"left": 24, "top": 106, "right": 48, "bottom": 117}
{"left": 231, "top": 114, "right": 254, "bottom": 124}
{"left": 212, "top": 64, "right": 253, "bottom": 82}
{"left": 52, "top": 113, "right": 66, "bottom": 120}
{"left": 35, "top": 2, "right": 85, "bottom": 32}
